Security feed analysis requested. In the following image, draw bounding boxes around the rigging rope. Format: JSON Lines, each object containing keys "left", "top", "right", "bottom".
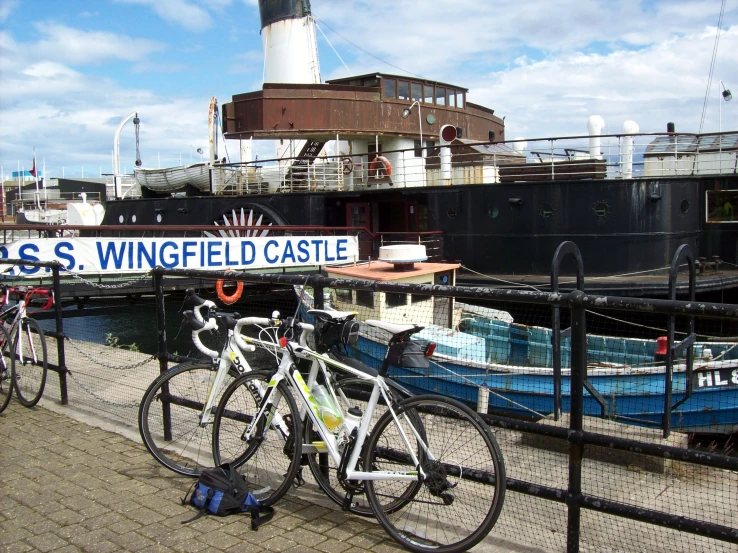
{"left": 698, "top": 0, "right": 727, "bottom": 133}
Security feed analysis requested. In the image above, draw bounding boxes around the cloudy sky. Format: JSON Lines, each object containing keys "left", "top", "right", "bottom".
{"left": 1, "top": 0, "right": 736, "bottom": 179}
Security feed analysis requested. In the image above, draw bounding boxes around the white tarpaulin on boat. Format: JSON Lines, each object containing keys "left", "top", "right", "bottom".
{"left": 0, "top": 236, "right": 359, "bottom": 276}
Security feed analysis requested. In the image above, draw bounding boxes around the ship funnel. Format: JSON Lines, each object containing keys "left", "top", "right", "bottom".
{"left": 259, "top": 0, "right": 320, "bottom": 84}
{"left": 511, "top": 138, "right": 527, "bottom": 154}
{"left": 621, "top": 120, "right": 639, "bottom": 179}
{"left": 587, "top": 115, "right": 605, "bottom": 159}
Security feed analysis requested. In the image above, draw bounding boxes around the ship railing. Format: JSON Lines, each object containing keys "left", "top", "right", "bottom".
{"left": 207, "top": 129, "right": 736, "bottom": 194}
{"left": 377, "top": 231, "right": 445, "bottom": 261}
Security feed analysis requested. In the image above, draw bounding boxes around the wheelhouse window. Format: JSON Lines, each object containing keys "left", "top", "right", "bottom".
{"left": 334, "top": 289, "right": 353, "bottom": 303}
{"left": 447, "top": 88, "right": 456, "bottom": 108}
{"left": 364, "top": 78, "right": 378, "bottom": 87}
{"left": 383, "top": 78, "right": 396, "bottom": 99}
{"left": 386, "top": 292, "right": 407, "bottom": 308}
{"left": 424, "top": 85, "right": 434, "bottom": 104}
{"left": 456, "top": 91, "right": 465, "bottom": 108}
{"left": 436, "top": 87, "right": 446, "bottom": 106}
{"left": 411, "top": 83, "right": 422, "bottom": 102}
{"left": 398, "top": 81, "right": 410, "bottom": 100}
{"left": 356, "top": 290, "right": 374, "bottom": 308}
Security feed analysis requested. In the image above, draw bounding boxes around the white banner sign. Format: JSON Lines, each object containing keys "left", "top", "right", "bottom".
{"left": 0, "top": 236, "right": 359, "bottom": 276}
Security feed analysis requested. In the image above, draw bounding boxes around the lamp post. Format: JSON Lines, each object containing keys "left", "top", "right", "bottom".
{"left": 720, "top": 80, "right": 732, "bottom": 133}
{"left": 401, "top": 100, "right": 423, "bottom": 156}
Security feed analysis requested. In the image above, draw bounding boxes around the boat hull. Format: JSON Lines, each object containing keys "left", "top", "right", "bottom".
{"left": 346, "top": 335, "right": 738, "bottom": 434}
{"left": 134, "top": 163, "right": 211, "bottom": 193}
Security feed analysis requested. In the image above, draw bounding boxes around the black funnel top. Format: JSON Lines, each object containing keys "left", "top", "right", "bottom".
{"left": 259, "top": 0, "right": 311, "bottom": 29}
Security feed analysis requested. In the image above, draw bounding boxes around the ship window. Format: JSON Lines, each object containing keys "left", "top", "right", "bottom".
{"left": 447, "top": 89, "right": 456, "bottom": 108}
{"left": 680, "top": 199, "right": 690, "bottom": 214}
{"left": 334, "top": 289, "right": 352, "bottom": 302}
{"left": 457, "top": 91, "right": 465, "bottom": 108}
{"left": 436, "top": 87, "right": 446, "bottom": 106}
{"left": 356, "top": 290, "right": 374, "bottom": 308}
{"left": 414, "top": 140, "right": 422, "bottom": 158}
{"left": 398, "top": 81, "right": 410, "bottom": 100}
{"left": 447, "top": 206, "right": 458, "bottom": 218}
{"left": 386, "top": 292, "right": 407, "bottom": 307}
{"left": 424, "top": 85, "right": 434, "bottom": 104}
{"left": 383, "top": 78, "right": 396, "bottom": 99}
{"left": 364, "top": 78, "right": 378, "bottom": 87}
{"left": 706, "top": 190, "right": 738, "bottom": 222}
{"left": 488, "top": 206, "right": 499, "bottom": 218}
{"left": 593, "top": 201, "right": 609, "bottom": 217}
{"left": 411, "top": 294, "right": 431, "bottom": 304}
{"left": 411, "top": 83, "right": 422, "bottom": 102}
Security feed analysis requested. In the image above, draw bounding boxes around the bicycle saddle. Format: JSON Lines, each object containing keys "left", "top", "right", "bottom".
{"left": 308, "top": 309, "right": 357, "bottom": 321}
{"left": 365, "top": 320, "right": 424, "bottom": 337}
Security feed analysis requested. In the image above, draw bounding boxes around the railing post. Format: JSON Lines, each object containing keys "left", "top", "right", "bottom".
{"left": 663, "top": 244, "right": 696, "bottom": 438}
{"left": 566, "top": 289, "right": 587, "bottom": 553}
{"left": 152, "top": 266, "right": 172, "bottom": 439}
{"left": 550, "top": 241, "right": 584, "bottom": 420}
{"left": 51, "top": 262, "right": 68, "bottom": 405}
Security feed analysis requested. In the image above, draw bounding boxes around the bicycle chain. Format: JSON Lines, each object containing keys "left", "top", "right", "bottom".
{"left": 67, "top": 371, "right": 139, "bottom": 409}
{"left": 61, "top": 269, "right": 152, "bottom": 289}
{"left": 65, "top": 336, "right": 157, "bottom": 370}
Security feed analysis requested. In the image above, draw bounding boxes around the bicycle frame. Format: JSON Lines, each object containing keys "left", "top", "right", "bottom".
{"left": 0, "top": 287, "right": 52, "bottom": 366}
{"left": 245, "top": 337, "right": 427, "bottom": 484}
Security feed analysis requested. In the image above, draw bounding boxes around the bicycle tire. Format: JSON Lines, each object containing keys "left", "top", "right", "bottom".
{"left": 138, "top": 362, "right": 235, "bottom": 477}
{"left": 12, "top": 317, "right": 48, "bottom": 407}
{"left": 364, "top": 395, "right": 506, "bottom": 553}
{"left": 212, "top": 370, "right": 302, "bottom": 507}
{"left": 0, "top": 323, "right": 14, "bottom": 413}
{"left": 304, "top": 376, "right": 412, "bottom": 516}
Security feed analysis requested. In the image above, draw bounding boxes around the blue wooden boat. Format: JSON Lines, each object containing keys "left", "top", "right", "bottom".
{"left": 301, "top": 246, "right": 738, "bottom": 434}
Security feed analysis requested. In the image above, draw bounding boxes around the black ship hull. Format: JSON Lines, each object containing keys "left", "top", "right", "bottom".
{"left": 99, "top": 173, "right": 738, "bottom": 297}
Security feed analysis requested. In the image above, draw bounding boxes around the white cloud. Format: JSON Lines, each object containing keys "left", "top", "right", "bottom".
{"left": 114, "top": 0, "right": 218, "bottom": 32}
{"left": 0, "top": 0, "right": 17, "bottom": 24}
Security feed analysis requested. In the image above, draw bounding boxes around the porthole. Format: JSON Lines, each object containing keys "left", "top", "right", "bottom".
{"left": 118, "top": 215, "right": 125, "bottom": 223}
{"left": 539, "top": 203, "right": 554, "bottom": 218}
{"left": 447, "top": 206, "right": 458, "bottom": 218}
{"left": 488, "top": 206, "right": 499, "bottom": 218}
{"left": 593, "top": 201, "right": 609, "bottom": 217}
{"left": 131, "top": 214, "right": 137, "bottom": 223}
{"left": 680, "top": 199, "right": 690, "bottom": 214}
{"left": 156, "top": 213, "right": 163, "bottom": 223}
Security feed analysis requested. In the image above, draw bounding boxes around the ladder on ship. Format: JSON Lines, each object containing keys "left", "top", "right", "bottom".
{"left": 285, "top": 139, "right": 325, "bottom": 190}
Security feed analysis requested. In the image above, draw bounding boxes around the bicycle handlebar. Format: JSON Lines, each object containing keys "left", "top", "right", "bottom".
{"left": 1, "top": 286, "right": 53, "bottom": 310}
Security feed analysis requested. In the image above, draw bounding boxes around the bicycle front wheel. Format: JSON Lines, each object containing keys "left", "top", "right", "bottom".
{"left": 212, "top": 370, "right": 302, "bottom": 506}
{"left": 11, "top": 317, "right": 48, "bottom": 407}
{"left": 138, "top": 362, "right": 232, "bottom": 477}
{"left": 0, "top": 323, "right": 14, "bottom": 413}
{"left": 364, "top": 395, "right": 506, "bottom": 553}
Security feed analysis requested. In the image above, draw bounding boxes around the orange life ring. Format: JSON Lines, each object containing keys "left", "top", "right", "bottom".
{"left": 215, "top": 270, "right": 243, "bottom": 304}
{"left": 369, "top": 155, "right": 392, "bottom": 177}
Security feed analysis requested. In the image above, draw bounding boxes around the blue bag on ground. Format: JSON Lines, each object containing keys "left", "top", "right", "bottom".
{"left": 181, "top": 463, "right": 274, "bottom": 529}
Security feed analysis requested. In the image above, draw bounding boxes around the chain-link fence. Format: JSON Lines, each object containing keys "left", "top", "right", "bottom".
{"left": 1, "top": 257, "right": 736, "bottom": 553}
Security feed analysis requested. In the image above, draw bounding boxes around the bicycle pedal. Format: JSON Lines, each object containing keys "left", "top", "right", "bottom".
{"left": 341, "top": 493, "right": 354, "bottom": 511}
{"left": 292, "top": 469, "right": 305, "bottom": 488}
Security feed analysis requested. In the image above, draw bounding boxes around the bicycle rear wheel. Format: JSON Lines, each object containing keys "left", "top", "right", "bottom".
{"left": 12, "top": 317, "right": 48, "bottom": 407}
{"left": 138, "top": 362, "right": 233, "bottom": 477}
{"left": 364, "top": 395, "right": 506, "bottom": 553}
{"left": 0, "top": 323, "right": 13, "bottom": 413}
{"left": 212, "top": 370, "right": 302, "bottom": 506}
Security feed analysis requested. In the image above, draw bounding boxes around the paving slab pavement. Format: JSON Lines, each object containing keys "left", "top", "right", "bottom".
{"left": 0, "top": 401, "right": 412, "bottom": 553}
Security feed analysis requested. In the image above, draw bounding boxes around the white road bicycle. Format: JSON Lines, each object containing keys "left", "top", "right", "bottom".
{"left": 0, "top": 285, "right": 52, "bottom": 408}
{"left": 211, "top": 312, "right": 507, "bottom": 553}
